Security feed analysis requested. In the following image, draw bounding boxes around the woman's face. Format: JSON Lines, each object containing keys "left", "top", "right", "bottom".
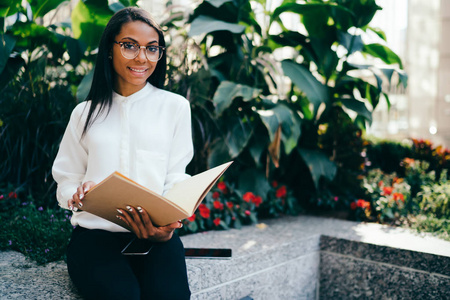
{"left": 112, "top": 20, "right": 160, "bottom": 96}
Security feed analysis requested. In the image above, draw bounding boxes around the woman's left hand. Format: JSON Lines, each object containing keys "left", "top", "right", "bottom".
{"left": 116, "top": 205, "right": 182, "bottom": 242}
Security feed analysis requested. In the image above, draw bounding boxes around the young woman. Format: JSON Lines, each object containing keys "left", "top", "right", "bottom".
{"left": 52, "top": 7, "right": 192, "bottom": 300}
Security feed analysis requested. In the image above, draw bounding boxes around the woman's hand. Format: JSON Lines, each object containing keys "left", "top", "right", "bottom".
{"left": 68, "top": 181, "right": 96, "bottom": 211}
{"left": 116, "top": 206, "right": 182, "bottom": 242}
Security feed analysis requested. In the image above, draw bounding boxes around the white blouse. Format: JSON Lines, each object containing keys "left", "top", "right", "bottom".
{"left": 52, "top": 83, "right": 194, "bottom": 232}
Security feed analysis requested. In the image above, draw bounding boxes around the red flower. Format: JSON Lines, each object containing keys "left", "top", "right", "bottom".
{"left": 0, "top": 195, "right": 4, "bottom": 200}
{"left": 226, "top": 202, "right": 234, "bottom": 209}
{"left": 245, "top": 210, "right": 251, "bottom": 216}
{"left": 272, "top": 180, "right": 278, "bottom": 188}
{"left": 252, "top": 196, "right": 262, "bottom": 207}
{"left": 213, "top": 218, "right": 221, "bottom": 226}
{"left": 393, "top": 193, "right": 404, "bottom": 202}
{"left": 383, "top": 187, "right": 393, "bottom": 196}
{"left": 212, "top": 191, "right": 220, "bottom": 199}
{"left": 378, "top": 180, "right": 384, "bottom": 187}
{"left": 187, "top": 214, "right": 196, "bottom": 222}
{"left": 198, "top": 204, "right": 210, "bottom": 219}
{"left": 350, "top": 202, "right": 357, "bottom": 210}
{"left": 276, "top": 186, "right": 287, "bottom": 198}
{"left": 8, "top": 192, "right": 17, "bottom": 199}
{"left": 213, "top": 200, "right": 224, "bottom": 210}
{"left": 217, "top": 182, "right": 228, "bottom": 194}
{"left": 356, "top": 199, "right": 370, "bottom": 209}
{"left": 243, "top": 192, "right": 255, "bottom": 203}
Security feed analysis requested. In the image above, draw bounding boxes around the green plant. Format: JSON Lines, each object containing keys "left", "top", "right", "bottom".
{"left": 0, "top": 200, "right": 73, "bottom": 265}
{"left": 179, "top": 179, "right": 300, "bottom": 234}
{"left": 365, "top": 138, "right": 413, "bottom": 175}
{"left": 162, "top": 0, "right": 407, "bottom": 212}
{"left": 413, "top": 170, "right": 449, "bottom": 219}
{"left": 360, "top": 168, "right": 412, "bottom": 223}
{"left": 411, "top": 138, "right": 450, "bottom": 180}
{"left": 408, "top": 214, "right": 450, "bottom": 242}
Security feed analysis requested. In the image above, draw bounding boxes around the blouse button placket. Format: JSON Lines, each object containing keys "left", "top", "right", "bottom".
{"left": 120, "top": 100, "right": 130, "bottom": 177}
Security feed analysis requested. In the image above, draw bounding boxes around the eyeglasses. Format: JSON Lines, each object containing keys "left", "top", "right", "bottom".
{"left": 114, "top": 41, "right": 165, "bottom": 62}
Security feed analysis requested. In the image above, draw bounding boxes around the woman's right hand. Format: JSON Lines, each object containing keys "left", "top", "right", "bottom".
{"left": 68, "top": 181, "right": 96, "bottom": 211}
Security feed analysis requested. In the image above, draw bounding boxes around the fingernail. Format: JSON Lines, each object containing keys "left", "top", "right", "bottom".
{"left": 116, "top": 209, "right": 123, "bottom": 214}
{"left": 78, "top": 202, "right": 83, "bottom": 208}
{"left": 116, "top": 215, "right": 122, "bottom": 220}
{"left": 79, "top": 194, "right": 84, "bottom": 200}
{"left": 84, "top": 188, "right": 88, "bottom": 193}
{"left": 73, "top": 207, "right": 78, "bottom": 212}
{"left": 69, "top": 205, "right": 73, "bottom": 211}
{"left": 179, "top": 223, "right": 183, "bottom": 228}
{"left": 137, "top": 206, "right": 143, "bottom": 213}
{"left": 126, "top": 206, "right": 133, "bottom": 212}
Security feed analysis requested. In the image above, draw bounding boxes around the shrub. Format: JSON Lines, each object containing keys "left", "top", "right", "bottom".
{"left": 359, "top": 168, "right": 412, "bottom": 223}
{"left": 0, "top": 197, "right": 73, "bottom": 265}
{"left": 179, "top": 180, "right": 300, "bottom": 235}
{"left": 413, "top": 170, "right": 449, "bottom": 219}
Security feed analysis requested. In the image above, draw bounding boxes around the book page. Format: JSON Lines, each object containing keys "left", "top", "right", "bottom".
{"left": 164, "top": 161, "right": 233, "bottom": 214}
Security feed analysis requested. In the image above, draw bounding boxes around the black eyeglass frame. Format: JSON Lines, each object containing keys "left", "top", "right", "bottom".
{"left": 113, "top": 41, "right": 165, "bottom": 62}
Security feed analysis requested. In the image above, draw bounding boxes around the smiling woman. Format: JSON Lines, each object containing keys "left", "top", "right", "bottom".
{"left": 111, "top": 20, "right": 160, "bottom": 96}
{"left": 52, "top": 7, "right": 192, "bottom": 300}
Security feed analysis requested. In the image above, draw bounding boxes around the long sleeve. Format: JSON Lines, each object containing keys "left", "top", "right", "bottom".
{"left": 52, "top": 103, "right": 89, "bottom": 209}
{"left": 163, "top": 99, "right": 194, "bottom": 195}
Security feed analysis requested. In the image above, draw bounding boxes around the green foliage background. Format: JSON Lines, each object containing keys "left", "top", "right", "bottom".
{"left": 7, "top": 0, "right": 446, "bottom": 264}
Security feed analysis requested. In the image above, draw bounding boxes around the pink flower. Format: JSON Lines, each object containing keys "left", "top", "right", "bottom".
{"left": 245, "top": 210, "right": 251, "bottom": 216}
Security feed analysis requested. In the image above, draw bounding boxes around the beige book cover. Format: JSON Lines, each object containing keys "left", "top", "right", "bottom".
{"left": 81, "top": 161, "right": 233, "bottom": 228}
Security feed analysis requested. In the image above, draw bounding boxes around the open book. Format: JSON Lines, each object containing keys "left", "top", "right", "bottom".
{"left": 82, "top": 161, "right": 233, "bottom": 228}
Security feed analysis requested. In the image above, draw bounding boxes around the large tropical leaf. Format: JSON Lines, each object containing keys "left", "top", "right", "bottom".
{"left": 337, "top": 31, "right": 363, "bottom": 55}
{"left": 213, "top": 81, "right": 261, "bottom": 115}
{"left": 363, "top": 43, "right": 403, "bottom": 69}
{"left": 118, "top": 0, "right": 139, "bottom": 7}
{"left": 0, "top": 0, "right": 21, "bottom": 17}
{"left": 272, "top": 2, "right": 353, "bottom": 32}
{"left": 205, "top": 0, "right": 233, "bottom": 8}
{"left": 257, "top": 103, "right": 301, "bottom": 155}
{"left": 76, "top": 68, "right": 94, "bottom": 102}
{"left": 238, "top": 168, "right": 271, "bottom": 199}
{"left": 208, "top": 115, "right": 254, "bottom": 166}
{"left": 29, "top": 0, "right": 67, "bottom": 19}
{"left": 298, "top": 148, "right": 337, "bottom": 189}
{"left": 189, "top": 15, "right": 246, "bottom": 37}
{"left": 0, "top": 34, "right": 16, "bottom": 74}
{"left": 336, "top": 0, "right": 381, "bottom": 28}
{"left": 281, "top": 60, "right": 329, "bottom": 113}
{"left": 340, "top": 98, "right": 372, "bottom": 123}
{"left": 71, "top": 0, "right": 113, "bottom": 50}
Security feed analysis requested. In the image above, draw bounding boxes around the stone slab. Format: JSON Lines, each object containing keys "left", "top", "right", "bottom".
{"left": 1, "top": 215, "right": 449, "bottom": 299}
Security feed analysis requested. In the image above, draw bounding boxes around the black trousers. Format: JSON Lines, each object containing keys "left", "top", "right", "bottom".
{"left": 67, "top": 226, "right": 191, "bottom": 300}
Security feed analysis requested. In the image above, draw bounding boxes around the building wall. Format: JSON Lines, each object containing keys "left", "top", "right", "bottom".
{"left": 437, "top": 0, "right": 450, "bottom": 147}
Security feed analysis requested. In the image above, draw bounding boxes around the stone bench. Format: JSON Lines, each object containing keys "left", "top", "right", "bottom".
{"left": 1, "top": 215, "right": 449, "bottom": 299}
